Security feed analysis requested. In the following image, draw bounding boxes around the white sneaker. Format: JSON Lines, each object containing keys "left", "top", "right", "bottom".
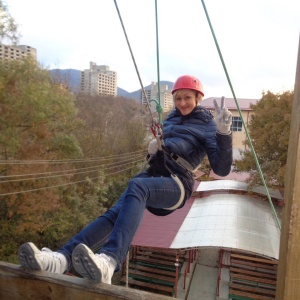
{"left": 18, "top": 242, "right": 67, "bottom": 274}
{"left": 72, "top": 243, "right": 116, "bottom": 284}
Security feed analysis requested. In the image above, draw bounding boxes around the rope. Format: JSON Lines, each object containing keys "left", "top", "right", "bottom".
{"left": 113, "top": 0, "right": 164, "bottom": 142}
{"left": 200, "top": 0, "right": 281, "bottom": 230}
{"left": 113, "top": 0, "right": 154, "bottom": 124}
{"left": 154, "top": 0, "right": 162, "bottom": 124}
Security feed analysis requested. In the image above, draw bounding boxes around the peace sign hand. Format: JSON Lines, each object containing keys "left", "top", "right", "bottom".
{"left": 213, "top": 97, "right": 232, "bottom": 134}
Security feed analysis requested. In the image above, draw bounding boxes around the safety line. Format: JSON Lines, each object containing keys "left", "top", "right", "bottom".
{"left": 113, "top": 0, "right": 155, "bottom": 124}
{"left": 200, "top": 0, "right": 281, "bottom": 230}
{"left": 154, "top": 0, "right": 162, "bottom": 124}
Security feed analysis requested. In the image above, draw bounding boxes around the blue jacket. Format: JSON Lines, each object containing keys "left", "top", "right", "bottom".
{"left": 147, "top": 105, "right": 232, "bottom": 215}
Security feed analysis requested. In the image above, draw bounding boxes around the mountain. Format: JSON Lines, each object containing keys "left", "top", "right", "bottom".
{"left": 49, "top": 69, "right": 174, "bottom": 100}
{"left": 125, "top": 81, "right": 174, "bottom": 100}
{"left": 50, "top": 69, "right": 81, "bottom": 92}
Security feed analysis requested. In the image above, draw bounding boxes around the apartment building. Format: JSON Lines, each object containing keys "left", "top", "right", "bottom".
{"left": 0, "top": 44, "right": 37, "bottom": 61}
{"left": 141, "top": 82, "right": 173, "bottom": 113}
{"left": 80, "top": 62, "right": 117, "bottom": 96}
{"left": 201, "top": 97, "right": 259, "bottom": 159}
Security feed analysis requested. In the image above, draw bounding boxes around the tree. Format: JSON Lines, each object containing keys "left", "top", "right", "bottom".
{"left": 0, "top": 59, "right": 83, "bottom": 162}
{"left": 0, "top": 0, "right": 20, "bottom": 44}
{"left": 0, "top": 59, "right": 83, "bottom": 261}
{"left": 0, "top": 2, "right": 149, "bottom": 263}
{"left": 0, "top": 60, "right": 149, "bottom": 263}
{"left": 75, "top": 93, "right": 148, "bottom": 157}
{"left": 234, "top": 90, "right": 293, "bottom": 188}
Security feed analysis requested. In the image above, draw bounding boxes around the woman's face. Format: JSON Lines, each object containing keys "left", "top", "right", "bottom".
{"left": 174, "top": 89, "right": 199, "bottom": 115}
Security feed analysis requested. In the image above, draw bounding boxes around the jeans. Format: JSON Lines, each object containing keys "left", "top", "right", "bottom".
{"left": 58, "top": 172, "right": 182, "bottom": 271}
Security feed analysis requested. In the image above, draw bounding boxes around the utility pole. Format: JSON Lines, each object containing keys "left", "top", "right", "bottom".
{"left": 276, "top": 34, "right": 300, "bottom": 299}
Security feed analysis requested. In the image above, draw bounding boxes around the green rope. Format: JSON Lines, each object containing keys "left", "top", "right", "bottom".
{"left": 200, "top": 0, "right": 281, "bottom": 231}
{"left": 113, "top": 0, "right": 154, "bottom": 123}
{"left": 155, "top": 0, "right": 162, "bottom": 124}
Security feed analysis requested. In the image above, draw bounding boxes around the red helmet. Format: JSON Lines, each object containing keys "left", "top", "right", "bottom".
{"left": 171, "top": 75, "right": 204, "bottom": 96}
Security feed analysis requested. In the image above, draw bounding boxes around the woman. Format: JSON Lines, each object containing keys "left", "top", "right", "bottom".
{"left": 18, "top": 75, "right": 233, "bottom": 284}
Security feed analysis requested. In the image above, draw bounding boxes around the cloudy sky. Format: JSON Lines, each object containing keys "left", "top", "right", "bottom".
{"left": 4, "top": 0, "right": 300, "bottom": 99}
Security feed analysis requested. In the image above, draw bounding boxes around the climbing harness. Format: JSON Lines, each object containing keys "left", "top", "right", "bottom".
{"left": 149, "top": 121, "right": 195, "bottom": 176}
{"left": 161, "top": 145, "right": 194, "bottom": 174}
{"left": 114, "top": 0, "right": 281, "bottom": 230}
{"left": 164, "top": 174, "right": 185, "bottom": 210}
{"left": 150, "top": 122, "right": 164, "bottom": 151}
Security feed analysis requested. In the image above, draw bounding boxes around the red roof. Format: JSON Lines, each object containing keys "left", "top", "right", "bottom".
{"left": 132, "top": 172, "right": 251, "bottom": 249}
{"left": 201, "top": 97, "right": 259, "bottom": 111}
{"left": 132, "top": 181, "right": 200, "bottom": 248}
{"left": 132, "top": 197, "right": 196, "bottom": 248}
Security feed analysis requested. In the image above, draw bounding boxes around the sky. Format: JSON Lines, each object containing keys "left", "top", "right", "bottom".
{"left": 3, "top": 0, "right": 300, "bottom": 99}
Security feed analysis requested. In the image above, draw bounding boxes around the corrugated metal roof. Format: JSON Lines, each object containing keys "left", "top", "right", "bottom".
{"left": 170, "top": 194, "right": 280, "bottom": 259}
{"left": 197, "top": 180, "right": 283, "bottom": 200}
{"left": 133, "top": 188, "right": 281, "bottom": 259}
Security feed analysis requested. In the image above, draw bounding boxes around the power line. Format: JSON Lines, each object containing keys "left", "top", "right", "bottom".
{"left": 0, "top": 152, "right": 146, "bottom": 180}
{"left": 0, "top": 158, "right": 145, "bottom": 196}
{"left": 0, "top": 149, "right": 146, "bottom": 165}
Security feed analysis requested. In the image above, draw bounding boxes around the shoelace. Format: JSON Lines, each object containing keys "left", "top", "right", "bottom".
{"left": 40, "top": 247, "right": 62, "bottom": 272}
{"left": 95, "top": 253, "right": 110, "bottom": 267}
{"left": 41, "top": 247, "right": 58, "bottom": 257}
{"left": 94, "top": 253, "right": 113, "bottom": 282}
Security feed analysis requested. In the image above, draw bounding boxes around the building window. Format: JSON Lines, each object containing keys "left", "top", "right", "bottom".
{"left": 231, "top": 116, "right": 243, "bottom": 131}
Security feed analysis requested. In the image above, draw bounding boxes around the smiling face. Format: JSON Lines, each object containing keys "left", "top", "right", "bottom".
{"left": 173, "top": 89, "right": 202, "bottom": 115}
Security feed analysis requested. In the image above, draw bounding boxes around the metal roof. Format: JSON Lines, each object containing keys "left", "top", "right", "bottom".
{"left": 170, "top": 194, "right": 280, "bottom": 259}
{"left": 197, "top": 180, "right": 283, "bottom": 200}
{"left": 201, "top": 97, "right": 259, "bottom": 110}
{"left": 133, "top": 191, "right": 281, "bottom": 259}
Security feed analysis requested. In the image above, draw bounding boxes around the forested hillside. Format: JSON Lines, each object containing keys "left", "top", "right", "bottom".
{"left": 0, "top": 59, "right": 150, "bottom": 263}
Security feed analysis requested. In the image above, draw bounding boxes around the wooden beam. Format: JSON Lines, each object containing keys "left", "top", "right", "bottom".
{"left": 276, "top": 34, "right": 300, "bottom": 299}
{"left": 0, "top": 261, "right": 172, "bottom": 300}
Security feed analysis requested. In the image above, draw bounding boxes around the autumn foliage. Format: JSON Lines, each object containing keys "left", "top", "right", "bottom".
{"left": 0, "top": 59, "right": 148, "bottom": 262}
{"left": 234, "top": 90, "right": 293, "bottom": 188}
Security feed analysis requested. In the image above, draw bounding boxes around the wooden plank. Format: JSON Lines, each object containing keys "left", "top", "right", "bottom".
{"left": 129, "top": 264, "right": 176, "bottom": 277}
{"left": 230, "top": 272, "right": 277, "bottom": 286}
{"left": 231, "top": 259, "right": 277, "bottom": 271}
{"left": 229, "top": 289, "right": 275, "bottom": 300}
{"left": 230, "top": 267, "right": 277, "bottom": 280}
{"left": 276, "top": 34, "right": 300, "bottom": 300}
{"left": 137, "top": 247, "right": 186, "bottom": 256}
{"left": 128, "top": 269, "right": 175, "bottom": 284}
{"left": 120, "top": 277, "right": 173, "bottom": 295}
{"left": 136, "top": 250, "right": 184, "bottom": 263}
{"left": 230, "top": 283, "right": 276, "bottom": 296}
{"left": 0, "top": 261, "right": 172, "bottom": 300}
{"left": 231, "top": 253, "right": 278, "bottom": 266}
{"left": 134, "top": 255, "right": 177, "bottom": 268}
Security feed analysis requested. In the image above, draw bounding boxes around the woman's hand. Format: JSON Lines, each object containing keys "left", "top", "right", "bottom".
{"left": 148, "top": 139, "right": 158, "bottom": 155}
{"left": 213, "top": 97, "right": 232, "bottom": 134}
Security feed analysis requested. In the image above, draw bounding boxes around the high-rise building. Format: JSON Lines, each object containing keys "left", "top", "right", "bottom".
{"left": 141, "top": 82, "right": 173, "bottom": 113}
{"left": 80, "top": 62, "right": 117, "bottom": 96}
{"left": 0, "top": 44, "right": 37, "bottom": 61}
